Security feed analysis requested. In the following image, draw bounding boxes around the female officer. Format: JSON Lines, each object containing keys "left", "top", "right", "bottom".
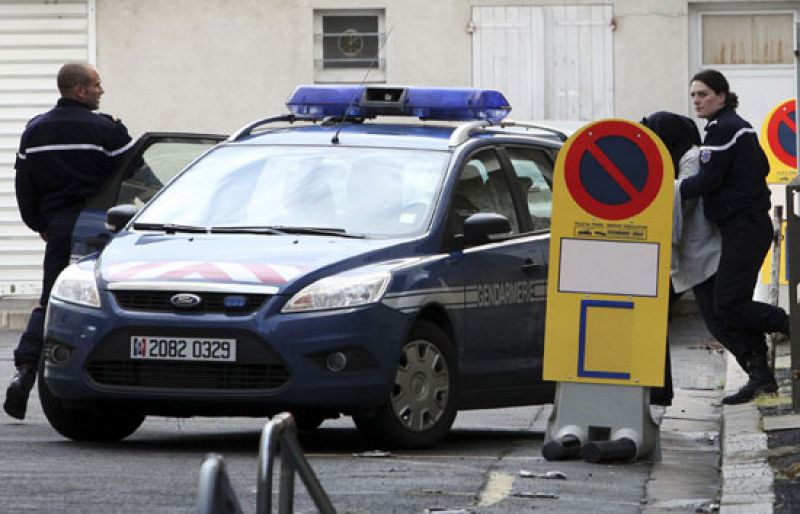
{"left": 679, "top": 69, "right": 790, "bottom": 404}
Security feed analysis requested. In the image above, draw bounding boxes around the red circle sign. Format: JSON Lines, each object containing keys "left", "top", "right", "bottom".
{"left": 766, "top": 99, "right": 796, "bottom": 168}
{"left": 563, "top": 120, "right": 664, "bottom": 221}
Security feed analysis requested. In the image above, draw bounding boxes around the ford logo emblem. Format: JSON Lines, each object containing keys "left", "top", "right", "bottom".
{"left": 170, "top": 293, "right": 202, "bottom": 308}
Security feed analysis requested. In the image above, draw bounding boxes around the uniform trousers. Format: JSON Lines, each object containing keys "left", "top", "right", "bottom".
{"left": 14, "top": 210, "right": 79, "bottom": 367}
{"left": 703, "top": 211, "right": 787, "bottom": 365}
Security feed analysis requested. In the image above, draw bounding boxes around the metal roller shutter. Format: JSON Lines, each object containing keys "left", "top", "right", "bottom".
{"left": 0, "top": 0, "right": 93, "bottom": 296}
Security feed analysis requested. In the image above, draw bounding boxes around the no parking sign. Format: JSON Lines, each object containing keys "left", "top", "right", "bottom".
{"left": 761, "top": 98, "right": 798, "bottom": 184}
{"left": 543, "top": 119, "right": 673, "bottom": 387}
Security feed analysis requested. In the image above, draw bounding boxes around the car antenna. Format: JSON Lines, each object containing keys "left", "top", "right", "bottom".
{"left": 332, "top": 25, "right": 394, "bottom": 145}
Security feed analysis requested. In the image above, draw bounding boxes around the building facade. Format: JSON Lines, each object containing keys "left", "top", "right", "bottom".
{"left": 0, "top": 0, "right": 797, "bottom": 295}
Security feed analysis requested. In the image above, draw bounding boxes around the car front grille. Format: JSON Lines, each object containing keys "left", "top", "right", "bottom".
{"left": 87, "top": 328, "right": 290, "bottom": 391}
{"left": 87, "top": 361, "right": 289, "bottom": 389}
{"left": 112, "top": 291, "right": 270, "bottom": 314}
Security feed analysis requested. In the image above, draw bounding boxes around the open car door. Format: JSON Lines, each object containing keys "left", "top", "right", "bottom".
{"left": 71, "top": 132, "right": 226, "bottom": 258}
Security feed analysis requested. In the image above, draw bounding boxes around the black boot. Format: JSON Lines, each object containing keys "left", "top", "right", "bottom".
{"left": 722, "top": 353, "right": 778, "bottom": 405}
{"left": 3, "top": 363, "right": 37, "bottom": 420}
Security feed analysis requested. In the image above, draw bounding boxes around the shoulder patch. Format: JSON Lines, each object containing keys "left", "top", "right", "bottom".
{"left": 99, "top": 112, "right": 120, "bottom": 123}
{"left": 700, "top": 148, "right": 712, "bottom": 164}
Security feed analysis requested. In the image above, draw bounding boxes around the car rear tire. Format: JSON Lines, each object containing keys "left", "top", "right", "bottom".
{"left": 353, "top": 320, "right": 458, "bottom": 449}
{"left": 38, "top": 369, "right": 145, "bottom": 442}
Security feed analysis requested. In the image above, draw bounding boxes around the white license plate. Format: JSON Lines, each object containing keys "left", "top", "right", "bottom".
{"left": 130, "top": 336, "right": 236, "bottom": 362}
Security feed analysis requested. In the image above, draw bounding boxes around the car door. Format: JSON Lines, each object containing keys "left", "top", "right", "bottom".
{"left": 447, "top": 147, "right": 551, "bottom": 408}
{"left": 70, "top": 133, "right": 226, "bottom": 258}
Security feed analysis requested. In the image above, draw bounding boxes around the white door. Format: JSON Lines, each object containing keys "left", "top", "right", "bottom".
{"left": 689, "top": 6, "right": 799, "bottom": 138}
{"left": 0, "top": 0, "right": 93, "bottom": 296}
{"left": 471, "top": 5, "right": 613, "bottom": 122}
{"left": 689, "top": 5, "right": 799, "bottom": 308}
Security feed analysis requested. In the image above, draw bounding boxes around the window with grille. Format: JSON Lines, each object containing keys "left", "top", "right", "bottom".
{"left": 314, "top": 10, "right": 386, "bottom": 82}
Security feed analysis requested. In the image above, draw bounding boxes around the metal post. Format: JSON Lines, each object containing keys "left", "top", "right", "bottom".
{"left": 278, "top": 444, "right": 295, "bottom": 514}
{"left": 787, "top": 183, "right": 800, "bottom": 413}
{"left": 768, "top": 205, "right": 784, "bottom": 372}
{"left": 792, "top": 22, "right": 800, "bottom": 413}
{"left": 256, "top": 414, "right": 284, "bottom": 513}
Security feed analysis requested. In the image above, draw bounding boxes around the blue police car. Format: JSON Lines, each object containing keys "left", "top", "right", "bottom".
{"left": 41, "top": 85, "right": 565, "bottom": 448}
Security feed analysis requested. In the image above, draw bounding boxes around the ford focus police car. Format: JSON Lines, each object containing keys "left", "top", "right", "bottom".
{"left": 41, "top": 85, "right": 565, "bottom": 448}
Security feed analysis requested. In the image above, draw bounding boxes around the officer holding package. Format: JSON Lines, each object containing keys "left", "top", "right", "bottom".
{"left": 4, "top": 62, "right": 134, "bottom": 419}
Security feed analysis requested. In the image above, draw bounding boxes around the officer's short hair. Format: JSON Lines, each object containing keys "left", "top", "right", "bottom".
{"left": 57, "top": 63, "right": 92, "bottom": 95}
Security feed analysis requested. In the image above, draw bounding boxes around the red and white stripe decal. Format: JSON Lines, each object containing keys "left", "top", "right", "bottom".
{"left": 105, "top": 261, "right": 304, "bottom": 284}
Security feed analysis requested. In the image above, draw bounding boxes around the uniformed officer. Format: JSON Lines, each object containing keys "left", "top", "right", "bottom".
{"left": 680, "top": 69, "right": 790, "bottom": 405}
{"left": 3, "top": 62, "right": 134, "bottom": 419}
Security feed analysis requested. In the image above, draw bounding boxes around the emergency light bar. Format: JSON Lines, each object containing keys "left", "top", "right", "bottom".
{"left": 286, "top": 85, "right": 511, "bottom": 123}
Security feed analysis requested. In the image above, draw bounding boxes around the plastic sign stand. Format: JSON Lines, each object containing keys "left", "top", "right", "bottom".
{"left": 542, "top": 119, "right": 673, "bottom": 463}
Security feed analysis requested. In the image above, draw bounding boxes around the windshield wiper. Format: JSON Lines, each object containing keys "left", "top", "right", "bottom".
{"left": 208, "top": 225, "right": 287, "bottom": 235}
{"left": 132, "top": 222, "right": 209, "bottom": 234}
{"left": 209, "top": 225, "right": 364, "bottom": 239}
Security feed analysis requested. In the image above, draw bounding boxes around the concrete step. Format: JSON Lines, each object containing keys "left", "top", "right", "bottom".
{"left": 0, "top": 295, "right": 36, "bottom": 330}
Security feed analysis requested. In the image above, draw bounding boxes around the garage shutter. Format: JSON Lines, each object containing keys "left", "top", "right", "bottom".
{"left": 0, "top": 0, "right": 92, "bottom": 296}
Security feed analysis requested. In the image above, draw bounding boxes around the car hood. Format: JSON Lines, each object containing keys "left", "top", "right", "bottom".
{"left": 97, "top": 232, "right": 407, "bottom": 292}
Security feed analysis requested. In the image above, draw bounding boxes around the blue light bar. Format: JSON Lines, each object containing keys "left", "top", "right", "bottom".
{"left": 285, "top": 85, "right": 511, "bottom": 123}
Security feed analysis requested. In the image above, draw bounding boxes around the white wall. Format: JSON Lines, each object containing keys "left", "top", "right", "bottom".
{"left": 95, "top": 0, "right": 789, "bottom": 137}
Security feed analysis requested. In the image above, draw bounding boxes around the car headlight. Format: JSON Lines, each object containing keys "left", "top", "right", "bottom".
{"left": 51, "top": 264, "right": 101, "bottom": 308}
{"left": 282, "top": 271, "right": 391, "bottom": 313}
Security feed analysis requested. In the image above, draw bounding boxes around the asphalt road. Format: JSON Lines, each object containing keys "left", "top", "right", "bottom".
{"left": 0, "top": 316, "right": 723, "bottom": 513}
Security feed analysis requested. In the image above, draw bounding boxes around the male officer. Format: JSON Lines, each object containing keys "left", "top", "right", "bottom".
{"left": 4, "top": 62, "right": 134, "bottom": 419}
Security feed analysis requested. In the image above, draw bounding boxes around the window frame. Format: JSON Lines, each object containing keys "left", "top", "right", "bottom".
{"left": 697, "top": 9, "right": 797, "bottom": 70}
{"left": 313, "top": 9, "right": 386, "bottom": 83}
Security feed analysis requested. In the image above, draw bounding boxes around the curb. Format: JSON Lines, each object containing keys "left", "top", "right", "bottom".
{"left": 720, "top": 352, "right": 774, "bottom": 513}
{"left": 0, "top": 295, "right": 37, "bottom": 331}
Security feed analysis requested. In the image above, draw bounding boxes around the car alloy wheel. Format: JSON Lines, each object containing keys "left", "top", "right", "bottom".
{"left": 353, "top": 320, "right": 458, "bottom": 448}
{"left": 391, "top": 339, "right": 449, "bottom": 432}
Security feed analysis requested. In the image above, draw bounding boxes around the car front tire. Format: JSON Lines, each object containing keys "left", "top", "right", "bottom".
{"left": 353, "top": 320, "right": 458, "bottom": 449}
{"left": 38, "top": 369, "right": 145, "bottom": 442}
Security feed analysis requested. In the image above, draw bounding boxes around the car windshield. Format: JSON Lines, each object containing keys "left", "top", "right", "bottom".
{"left": 136, "top": 144, "right": 449, "bottom": 236}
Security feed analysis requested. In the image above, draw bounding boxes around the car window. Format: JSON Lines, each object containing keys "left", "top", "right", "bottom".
{"left": 506, "top": 147, "right": 553, "bottom": 231}
{"left": 117, "top": 139, "right": 219, "bottom": 207}
{"left": 447, "top": 149, "right": 520, "bottom": 239}
{"left": 135, "top": 145, "right": 449, "bottom": 237}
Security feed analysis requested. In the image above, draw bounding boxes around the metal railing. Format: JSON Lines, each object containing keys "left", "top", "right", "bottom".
{"left": 196, "top": 454, "right": 243, "bottom": 514}
{"left": 195, "top": 412, "right": 336, "bottom": 514}
{"left": 256, "top": 412, "right": 336, "bottom": 514}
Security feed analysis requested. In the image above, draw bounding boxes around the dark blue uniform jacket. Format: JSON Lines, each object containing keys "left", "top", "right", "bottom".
{"left": 15, "top": 98, "right": 134, "bottom": 233}
{"left": 679, "top": 107, "right": 770, "bottom": 223}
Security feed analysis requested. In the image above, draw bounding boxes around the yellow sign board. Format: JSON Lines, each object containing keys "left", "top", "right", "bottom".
{"left": 543, "top": 119, "right": 673, "bottom": 387}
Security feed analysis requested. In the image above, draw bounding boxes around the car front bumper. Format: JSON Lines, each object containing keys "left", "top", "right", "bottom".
{"left": 43, "top": 293, "right": 412, "bottom": 415}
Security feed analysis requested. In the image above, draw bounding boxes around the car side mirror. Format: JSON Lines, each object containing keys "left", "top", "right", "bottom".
{"left": 105, "top": 204, "right": 138, "bottom": 233}
{"left": 462, "top": 212, "right": 511, "bottom": 246}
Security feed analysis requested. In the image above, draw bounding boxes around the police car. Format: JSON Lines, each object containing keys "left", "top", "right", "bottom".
{"left": 70, "top": 132, "right": 225, "bottom": 258}
{"left": 42, "top": 85, "right": 565, "bottom": 448}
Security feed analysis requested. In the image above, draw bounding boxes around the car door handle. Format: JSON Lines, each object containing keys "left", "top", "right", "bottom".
{"left": 522, "top": 259, "right": 542, "bottom": 273}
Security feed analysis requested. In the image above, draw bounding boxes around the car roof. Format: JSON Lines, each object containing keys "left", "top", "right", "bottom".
{"left": 227, "top": 118, "right": 565, "bottom": 151}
